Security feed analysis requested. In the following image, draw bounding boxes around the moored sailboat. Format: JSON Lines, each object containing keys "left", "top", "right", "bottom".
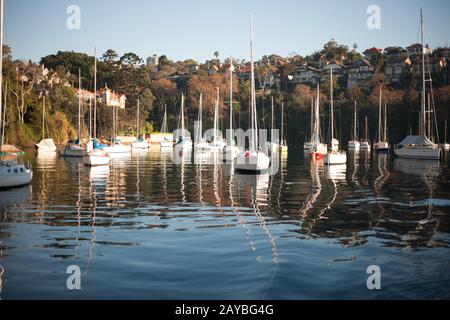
{"left": 234, "top": 13, "right": 270, "bottom": 173}
{"left": 348, "top": 101, "right": 360, "bottom": 151}
{"left": 131, "top": 99, "right": 149, "bottom": 149}
{"left": 279, "top": 101, "right": 288, "bottom": 154}
{"left": 394, "top": 10, "right": 440, "bottom": 160}
{"left": 83, "top": 48, "right": 110, "bottom": 167}
{"left": 324, "top": 68, "right": 347, "bottom": 165}
{"left": 174, "top": 93, "right": 193, "bottom": 149}
{"left": 35, "top": 94, "right": 57, "bottom": 152}
{"left": 360, "top": 116, "right": 371, "bottom": 151}
{"left": 223, "top": 58, "right": 240, "bottom": 161}
{"left": 310, "top": 84, "right": 327, "bottom": 159}
{"left": 0, "top": 0, "right": 33, "bottom": 188}
{"left": 60, "top": 69, "right": 86, "bottom": 157}
{"left": 374, "top": 87, "right": 390, "bottom": 152}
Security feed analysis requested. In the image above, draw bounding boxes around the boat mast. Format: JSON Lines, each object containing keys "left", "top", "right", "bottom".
{"left": 250, "top": 13, "right": 258, "bottom": 151}
{"left": 310, "top": 98, "right": 313, "bottom": 142}
{"left": 162, "top": 104, "right": 168, "bottom": 133}
{"left": 281, "top": 101, "right": 285, "bottom": 145}
{"left": 42, "top": 94, "right": 46, "bottom": 140}
{"left": 1, "top": 81, "right": 5, "bottom": 146}
{"left": 421, "top": 9, "right": 426, "bottom": 137}
{"left": 315, "top": 84, "right": 320, "bottom": 144}
{"left": 78, "top": 68, "right": 82, "bottom": 141}
{"left": 196, "top": 93, "right": 203, "bottom": 143}
{"left": 136, "top": 99, "right": 140, "bottom": 137}
{"left": 181, "top": 93, "right": 185, "bottom": 137}
{"left": 353, "top": 101, "right": 358, "bottom": 141}
{"left": 271, "top": 96, "right": 274, "bottom": 136}
{"left": 0, "top": 0, "right": 3, "bottom": 148}
{"left": 94, "top": 48, "right": 97, "bottom": 140}
{"left": 384, "top": 102, "right": 388, "bottom": 143}
{"left": 378, "top": 87, "right": 382, "bottom": 142}
{"left": 330, "top": 68, "right": 334, "bottom": 147}
{"left": 214, "top": 87, "right": 219, "bottom": 144}
{"left": 229, "top": 57, "right": 233, "bottom": 143}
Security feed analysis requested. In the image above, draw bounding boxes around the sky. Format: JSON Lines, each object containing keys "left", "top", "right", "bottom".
{"left": 4, "top": 0, "right": 450, "bottom": 63}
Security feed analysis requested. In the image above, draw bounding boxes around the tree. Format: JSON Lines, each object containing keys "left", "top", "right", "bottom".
{"left": 101, "top": 49, "right": 119, "bottom": 63}
{"left": 120, "top": 52, "right": 143, "bottom": 68}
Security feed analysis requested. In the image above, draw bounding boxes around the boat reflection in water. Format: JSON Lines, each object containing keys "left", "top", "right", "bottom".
{"left": 231, "top": 172, "right": 279, "bottom": 297}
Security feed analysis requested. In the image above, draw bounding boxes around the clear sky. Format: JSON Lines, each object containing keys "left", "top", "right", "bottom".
{"left": 4, "top": 0, "right": 450, "bottom": 63}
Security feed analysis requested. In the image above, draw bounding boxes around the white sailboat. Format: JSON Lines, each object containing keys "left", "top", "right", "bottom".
{"left": 35, "top": 94, "right": 57, "bottom": 152}
{"left": 131, "top": 99, "right": 149, "bottom": 149}
{"left": 208, "top": 87, "right": 227, "bottom": 151}
{"left": 160, "top": 104, "right": 173, "bottom": 148}
{"left": 324, "top": 68, "right": 347, "bottom": 165}
{"left": 265, "top": 97, "right": 279, "bottom": 154}
{"left": 442, "top": 120, "right": 450, "bottom": 151}
{"left": 279, "top": 101, "right": 288, "bottom": 154}
{"left": 194, "top": 93, "right": 209, "bottom": 150}
{"left": 310, "top": 84, "right": 328, "bottom": 158}
{"left": 234, "top": 13, "right": 270, "bottom": 173}
{"left": 348, "top": 101, "right": 360, "bottom": 151}
{"left": 174, "top": 93, "right": 193, "bottom": 149}
{"left": 0, "top": 0, "right": 33, "bottom": 188}
{"left": 374, "top": 88, "right": 390, "bottom": 152}
{"left": 360, "top": 116, "right": 371, "bottom": 151}
{"left": 394, "top": 10, "right": 441, "bottom": 160}
{"left": 303, "top": 98, "right": 314, "bottom": 151}
{"left": 223, "top": 58, "right": 240, "bottom": 161}
{"left": 102, "top": 102, "right": 131, "bottom": 154}
{"left": 83, "top": 48, "right": 110, "bottom": 167}
{"left": 60, "top": 69, "right": 86, "bottom": 157}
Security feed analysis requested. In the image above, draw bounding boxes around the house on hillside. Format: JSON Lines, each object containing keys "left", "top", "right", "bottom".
{"left": 291, "top": 65, "right": 322, "bottom": 86}
{"left": 383, "top": 47, "right": 407, "bottom": 61}
{"left": 385, "top": 58, "right": 412, "bottom": 84}
{"left": 347, "top": 58, "right": 375, "bottom": 88}
{"left": 321, "top": 61, "right": 347, "bottom": 83}
{"left": 98, "top": 87, "right": 127, "bottom": 109}
{"left": 363, "top": 47, "right": 382, "bottom": 62}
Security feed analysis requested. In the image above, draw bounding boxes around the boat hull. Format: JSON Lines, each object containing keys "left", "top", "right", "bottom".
{"left": 324, "top": 152, "right": 347, "bottom": 165}
{"left": 233, "top": 151, "right": 270, "bottom": 173}
{"left": 83, "top": 151, "right": 110, "bottom": 167}
{"left": 60, "top": 146, "right": 86, "bottom": 157}
{"left": 0, "top": 162, "right": 33, "bottom": 189}
{"left": 394, "top": 147, "right": 441, "bottom": 160}
{"left": 131, "top": 141, "right": 150, "bottom": 149}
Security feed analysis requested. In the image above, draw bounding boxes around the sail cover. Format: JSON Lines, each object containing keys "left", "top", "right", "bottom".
{"left": 398, "top": 135, "right": 434, "bottom": 146}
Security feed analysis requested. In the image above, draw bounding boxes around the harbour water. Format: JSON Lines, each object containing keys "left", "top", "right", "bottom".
{"left": 0, "top": 149, "right": 449, "bottom": 299}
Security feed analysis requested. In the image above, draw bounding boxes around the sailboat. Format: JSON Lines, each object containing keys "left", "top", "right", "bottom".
{"left": 208, "top": 87, "right": 227, "bottom": 150}
{"left": 310, "top": 84, "right": 328, "bottom": 158}
{"left": 223, "top": 58, "right": 240, "bottom": 161}
{"left": 394, "top": 10, "right": 441, "bottom": 160}
{"left": 324, "top": 68, "right": 347, "bottom": 165}
{"left": 265, "top": 97, "right": 279, "bottom": 154}
{"left": 194, "top": 94, "right": 209, "bottom": 150}
{"left": 131, "top": 99, "right": 149, "bottom": 149}
{"left": 0, "top": 0, "right": 33, "bottom": 188}
{"left": 160, "top": 104, "right": 173, "bottom": 148}
{"left": 83, "top": 48, "right": 110, "bottom": 167}
{"left": 102, "top": 102, "right": 131, "bottom": 154}
{"left": 279, "top": 101, "right": 288, "bottom": 153}
{"left": 60, "top": 69, "right": 86, "bottom": 157}
{"left": 174, "top": 93, "right": 193, "bottom": 149}
{"left": 360, "top": 116, "right": 371, "bottom": 151}
{"left": 348, "top": 101, "right": 360, "bottom": 151}
{"left": 442, "top": 120, "right": 450, "bottom": 151}
{"left": 374, "top": 88, "right": 390, "bottom": 152}
{"left": 233, "top": 14, "right": 270, "bottom": 173}
{"left": 35, "top": 94, "right": 57, "bottom": 152}
{"left": 303, "top": 98, "right": 314, "bottom": 152}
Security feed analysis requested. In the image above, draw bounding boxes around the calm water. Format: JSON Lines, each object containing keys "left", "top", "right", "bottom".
{"left": 1, "top": 149, "right": 450, "bottom": 300}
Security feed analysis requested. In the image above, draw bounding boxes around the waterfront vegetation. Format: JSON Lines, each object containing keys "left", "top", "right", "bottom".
{"left": 1, "top": 40, "right": 450, "bottom": 148}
